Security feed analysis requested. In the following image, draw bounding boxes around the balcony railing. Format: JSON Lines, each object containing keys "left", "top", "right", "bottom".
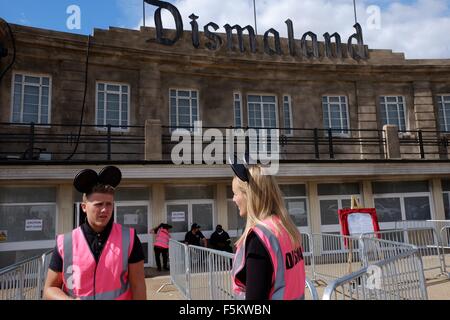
{"left": 0, "top": 122, "right": 145, "bottom": 161}
{"left": 0, "top": 121, "right": 449, "bottom": 162}
{"left": 162, "top": 126, "right": 387, "bottom": 160}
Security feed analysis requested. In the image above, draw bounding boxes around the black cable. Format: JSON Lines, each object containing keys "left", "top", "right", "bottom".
{"left": 0, "top": 18, "right": 16, "bottom": 83}
{"left": 66, "top": 35, "right": 91, "bottom": 160}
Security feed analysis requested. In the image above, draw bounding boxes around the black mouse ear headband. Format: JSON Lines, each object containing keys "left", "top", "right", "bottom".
{"left": 73, "top": 166, "right": 122, "bottom": 194}
{"left": 229, "top": 152, "right": 250, "bottom": 183}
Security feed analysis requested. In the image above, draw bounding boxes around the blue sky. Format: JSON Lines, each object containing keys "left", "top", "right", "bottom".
{"left": 0, "top": 0, "right": 136, "bottom": 34}
{"left": 0, "top": 0, "right": 438, "bottom": 34}
{"left": 1, "top": 0, "right": 450, "bottom": 58}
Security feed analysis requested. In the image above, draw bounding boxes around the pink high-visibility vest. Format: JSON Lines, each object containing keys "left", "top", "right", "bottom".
{"left": 154, "top": 228, "right": 170, "bottom": 249}
{"left": 56, "top": 223, "right": 134, "bottom": 300}
{"left": 232, "top": 216, "right": 306, "bottom": 300}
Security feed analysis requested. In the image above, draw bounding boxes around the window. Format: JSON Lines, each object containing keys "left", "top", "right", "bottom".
{"left": 165, "top": 186, "right": 213, "bottom": 200}
{"left": 115, "top": 202, "right": 149, "bottom": 265}
{"left": 442, "top": 179, "right": 450, "bottom": 219}
{"left": 322, "top": 96, "right": 349, "bottom": 135}
{"left": 248, "top": 94, "right": 277, "bottom": 128}
{"left": 373, "top": 181, "right": 432, "bottom": 226}
{"left": 318, "top": 183, "right": 361, "bottom": 232}
{"left": 96, "top": 82, "right": 129, "bottom": 130}
{"left": 170, "top": 89, "right": 199, "bottom": 131}
{"left": 0, "top": 187, "right": 56, "bottom": 269}
{"left": 379, "top": 96, "right": 406, "bottom": 132}
{"left": 247, "top": 94, "right": 279, "bottom": 154}
{"left": 165, "top": 186, "right": 214, "bottom": 240}
{"left": 234, "top": 92, "right": 243, "bottom": 128}
{"left": 12, "top": 73, "right": 51, "bottom": 124}
{"left": 437, "top": 95, "right": 450, "bottom": 132}
{"left": 280, "top": 184, "right": 308, "bottom": 227}
{"left": 283, "top": 95, "right": 293, "bottom": 135}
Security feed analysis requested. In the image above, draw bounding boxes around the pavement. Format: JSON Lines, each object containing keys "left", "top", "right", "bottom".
{"left": 424, "top": 272, "right": 450, "bottom": 300}
{"left": 145, "top": 268, "right": 184, "bottom": 300}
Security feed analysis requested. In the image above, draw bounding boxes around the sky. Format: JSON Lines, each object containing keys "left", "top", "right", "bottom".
{"left": 1, "top": 0, "right": 450, "bottom": 59}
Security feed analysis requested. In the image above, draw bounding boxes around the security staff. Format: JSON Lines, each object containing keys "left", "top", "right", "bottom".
{"left": 230, "top": 162, "right": 305, "bottom": 300}
{"left": 153, "top": 223, "right": 172, "bottom": 271}
{"left": 43, "top": 166, "right": 147, "bottom": 300}
{"left": 184, "top": 223, "right": 207, "bottom": 247}
{"left": 209, "top": 224, "right": 233, "bottom": 253}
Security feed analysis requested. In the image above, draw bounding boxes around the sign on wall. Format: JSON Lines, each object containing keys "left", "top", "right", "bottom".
{"left": 124, "top": 214, "right": 139, "bottom": 225}
{"left": 25, "top": 219, "right": 43, "bottom": 232}
{"left": 171, "top": 211, "right": 186, "bottom": 222}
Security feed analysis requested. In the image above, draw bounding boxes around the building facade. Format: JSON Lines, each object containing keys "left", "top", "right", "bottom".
{"left": 1, "top": 20, "right": 450, "bottom": 268}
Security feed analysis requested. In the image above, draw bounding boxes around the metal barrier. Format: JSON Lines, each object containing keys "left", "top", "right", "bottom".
{"left": 363, "top": 227, "right": 446, "bottom": 277}
{"left": 441, "top": 226, "right": 450, "bottom": 248}
{"left": 301, "top": 232, "right": 314, "bottom": 271}
{"left": 167, "top": 234, "right": 431, "bottom": 300}
{"left": 305, "top": 278, "right": 319, "bottom": 300}
{"left": 162, "top": 239, "right": 190, "bottom": 298}
{"left": 322, "top": 238, "right": 427, "bottom": 300}
{"left": 187, "top": 245, "right": 234, "bottom": 300}
{"left": 166, "top": 240, "right": 318, "bottom": 300}
{"left": 380, "top": 220, "right": 450, "bottom": 278}
{"left": 393, "top": 220, "right": 450, "bottom": 235}
{"left": 308, "top": 233, "right": 363, "bottom": 283}
{"left": 0, "top": 249, "right": 53, "bottom": 300}
{"left": 441, "top": 226, "right": 450, "bottom": 278}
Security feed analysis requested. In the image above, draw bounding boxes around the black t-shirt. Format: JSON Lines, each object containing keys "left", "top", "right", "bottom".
{"left": 49, "top": 220, "right": 145, "bottom": 272}
{"left": 236, "top": 231, "right": 273, "bottom": 300}
{"left": 209, "top": 230, "right": 232, "bottom": 252}
{"left": 184, "top": 230, "right": 205, "bottom": 246}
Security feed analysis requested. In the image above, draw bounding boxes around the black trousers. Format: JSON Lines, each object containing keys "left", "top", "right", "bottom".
{"left": 154, "top": 246, "right": 169, "bottom": 270}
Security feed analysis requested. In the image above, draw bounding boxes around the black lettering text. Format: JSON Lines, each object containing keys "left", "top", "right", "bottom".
{"left": 145, "top": 0, "right": 183, "bottom": 45}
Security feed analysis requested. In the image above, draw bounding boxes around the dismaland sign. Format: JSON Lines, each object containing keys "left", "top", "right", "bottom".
{"left": 145, "top": 0, "right": 368, "bottom": 60}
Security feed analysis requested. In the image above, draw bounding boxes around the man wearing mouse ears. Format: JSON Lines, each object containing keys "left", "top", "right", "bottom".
{"left": 43, "top": 166, "right": 147, "bottom": 300}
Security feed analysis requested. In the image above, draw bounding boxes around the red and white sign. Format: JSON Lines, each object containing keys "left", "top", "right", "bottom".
{"left": 338, "top": 208, "right": 380, "bottom": 237}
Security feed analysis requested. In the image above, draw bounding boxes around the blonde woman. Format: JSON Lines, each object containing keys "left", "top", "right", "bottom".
{"left": 230, "top": 163, "right": 305, "bottom": 300}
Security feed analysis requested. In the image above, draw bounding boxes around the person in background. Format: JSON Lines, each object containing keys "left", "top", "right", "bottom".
{"left": 184, "top": 223, "right": 207, "bottom": 247}
{"left": 152, "top": 223, "right": 172, "bottom": 271}
{"left": 209, "top": 224, "right": 233, "bottom": 253}
{"left": 230, "top": 163, "right": 305, "bottom": 300}
{"left": 44, "top": 166, "right": 146, "bottom": 300}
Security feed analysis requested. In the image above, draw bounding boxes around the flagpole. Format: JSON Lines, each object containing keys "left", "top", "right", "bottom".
{"left": 353, "top": 0, "right": 358, "bottom": 24}
{"left": 253, "top": 0, "right": 258, "bottom": 35}
{"left": 143, "top": 1, "right": 146, "bottom": 27}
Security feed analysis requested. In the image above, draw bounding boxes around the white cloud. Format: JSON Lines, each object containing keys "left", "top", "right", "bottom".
{"left": 126, "top": 0, "right": 450, "bottom": 59}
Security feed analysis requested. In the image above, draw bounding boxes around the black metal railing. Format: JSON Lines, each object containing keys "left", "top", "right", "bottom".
{"left": 0, "top": 122, "right": 145, "bottom": 161}
{"left": 1, "top": 122, "right": 450, "bottom": 162}
{"left": 398, "top": 130, "right": 450, "bottom": 159}
{"left": 162, "top": 125, "right": 386, "bottom": 160}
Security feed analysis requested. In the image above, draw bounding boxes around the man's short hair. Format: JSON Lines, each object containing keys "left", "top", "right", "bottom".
{"left": 82, "top": 184, "right": 115, "bottom": 202}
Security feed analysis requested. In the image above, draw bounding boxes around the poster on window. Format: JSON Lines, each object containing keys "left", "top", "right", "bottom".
{"left": 338, "top": 208, "right": 380, "bottom": 245}
{"left": 171, "top": 211, "right": 186, "bottom": 222}
{"left": 25, "top": 219, "right": 43, "bottom": 231}
{"left": 124, "top": 214, "right": 139, "bottom": 225}
{"left": 288, "top": 201, "right": 305, "bottom": 215}
{"left": 0, "top": 230, "right": 7, "bottom": 242}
